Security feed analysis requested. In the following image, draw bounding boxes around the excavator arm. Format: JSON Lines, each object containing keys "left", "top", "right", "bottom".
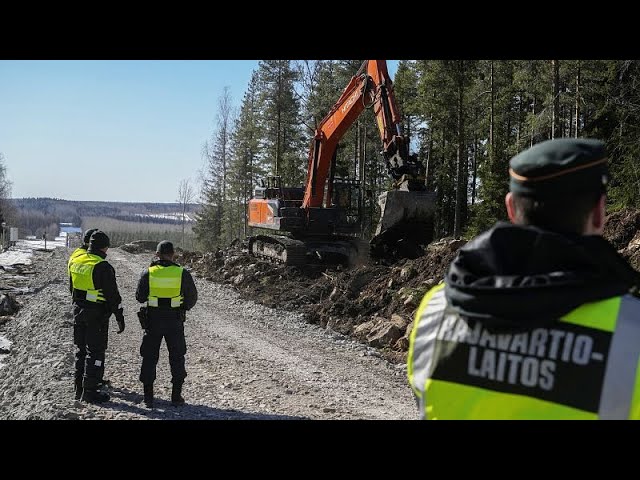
{"left": 303, "top": 60, "right": 425, "bottom": 210}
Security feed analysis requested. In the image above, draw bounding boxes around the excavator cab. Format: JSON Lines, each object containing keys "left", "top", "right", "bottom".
{"left": 330, "top": 177, "right": 361, "bottom": 235}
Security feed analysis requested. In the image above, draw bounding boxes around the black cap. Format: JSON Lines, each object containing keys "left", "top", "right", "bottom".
{"left": 83, "top": 228, "right": 99, "bottom": 245}
{"left": 89, "top": 230, "right": 110, "bottom": 250}
{"left": 156, "top": 240, "right": 174, "bottom": 255}
{"left": 509, "top": 138, "right": 609, "bottom": 197}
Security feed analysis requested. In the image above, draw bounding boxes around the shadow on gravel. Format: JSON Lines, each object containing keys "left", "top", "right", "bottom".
{"left": 106, "top": 386, "right": 306, "bottom": 420}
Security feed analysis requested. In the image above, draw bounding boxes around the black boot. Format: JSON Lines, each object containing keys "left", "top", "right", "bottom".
{"left": 81, "top": 389, "right": 110, "bottom": 404}
{"left": 171, "top": 383, "right": 185, "bottom": 406}
{"left": 97, "top": 378, "right": 111, "bottom": 389}
{"left": 74, "top": 377, "right": 84, "bottom": 401}
{"left": 143, "top": 384, "right": 154, "bottom": 408}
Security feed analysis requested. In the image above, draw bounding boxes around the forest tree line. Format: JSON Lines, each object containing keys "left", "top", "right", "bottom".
{"left": 195, "top": 60, "right": 640, "bottom": 250}
{"left": 3, "top": 196, "right": 199, "bottom": 240}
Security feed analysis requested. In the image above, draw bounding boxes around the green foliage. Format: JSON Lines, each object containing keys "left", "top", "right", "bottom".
{"left": 197, "top": 59, "right": 640, "bottom": 246}
{"left": 255, "top": 60, "right": 305, "bottom": 185}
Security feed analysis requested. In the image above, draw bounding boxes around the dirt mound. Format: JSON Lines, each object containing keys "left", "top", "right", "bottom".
{"left": 604, "top": 209, "right": 640, "bottom": 271}
{"left": 177, "top": 238, "right": 464, "bottom": 362}
{"left": 176, "top": 210, "right": 640, "bottom": 363}
{"left": 604, "top": 209, "right": 640, "bottom": 250}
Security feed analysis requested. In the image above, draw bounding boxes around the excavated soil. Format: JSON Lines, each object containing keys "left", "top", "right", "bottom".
{"left": 177, "top": 209, "right": 640, "bottom": 363}
{"left": 177, "top": 239, "right": 465, "bottom": 364}
{"left": 604, "top": 209, "right": 640, "bottom": 271}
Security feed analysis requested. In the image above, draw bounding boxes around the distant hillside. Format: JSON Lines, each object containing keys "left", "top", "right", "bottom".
{"left": 12, "top": 197, "right": 201, "bottom": 226}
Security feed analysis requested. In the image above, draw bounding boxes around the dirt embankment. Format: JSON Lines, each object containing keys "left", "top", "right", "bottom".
{"left": 603, "top": 209, "right": 640, "bottom": 271}
{"left": 177, "top": 239, "right": 464, "bottom": 363}
{"left": 178, "top": 209, "right": 640, "bottom": 363}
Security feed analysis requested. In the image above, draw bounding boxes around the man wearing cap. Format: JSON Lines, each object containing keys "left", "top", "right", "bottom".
{"left": 69, "top": 230, "right": 126, "bottom": 403}
{"left": 135, "top": 240, "right": 197, "bottom": 408}
{"left": 408, "top": 138, "right": 640, "bottom": 419}
{"left": 68, "top": 227, "right": 113, "bottom": 389}
{"left": 68, "top": 228, "right": 99, "bottom": 271}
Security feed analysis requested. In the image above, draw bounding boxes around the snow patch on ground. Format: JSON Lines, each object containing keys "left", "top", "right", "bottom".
{"left": 0, "top": 237, "right": 67, "bottom": 267}
{"left": 134, "top": 212, "right": 195, "bottom": 222}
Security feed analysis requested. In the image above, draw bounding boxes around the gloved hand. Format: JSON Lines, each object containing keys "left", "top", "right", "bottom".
{"left": 115, "top": 308, "right": 125, "bottom": 334}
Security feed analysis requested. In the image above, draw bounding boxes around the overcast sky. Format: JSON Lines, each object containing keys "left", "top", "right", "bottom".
{"left": 0, "top": 60, "right": 399, "bottom": 203}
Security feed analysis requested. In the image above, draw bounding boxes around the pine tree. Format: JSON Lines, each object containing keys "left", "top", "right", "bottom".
{"left": 393, "top": 60, "right": 420, "bottom": 147}
{"left": 586, "top": 60, "right": 640, "bottom": 208}
{"left": 193, "top": 87, "right": 235, "bottom": 249}
{"left": 227, "top": 72, "right": 264, "bottom": 238}
{"left": 415, "top": 60, "right": 460, "bottom": 237}
{"left": 255, "top": 60, "right": 305, "bottom": 186}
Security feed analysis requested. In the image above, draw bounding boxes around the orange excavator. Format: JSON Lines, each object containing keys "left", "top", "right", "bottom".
{"left": 247, "top": 60, "right": 436, "bottom": 265}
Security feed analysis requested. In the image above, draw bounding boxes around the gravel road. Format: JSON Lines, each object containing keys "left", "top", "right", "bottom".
{"left": 0, "top": 247, "right": 417, "bottom": 420}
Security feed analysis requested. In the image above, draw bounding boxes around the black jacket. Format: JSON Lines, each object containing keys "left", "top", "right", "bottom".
{"left": 445, "top": 222, "right": 640, "bottom": 330}
{"left": 136, "top": 259, "right": 198, "bottom": 319}
{"left": 70, "top": 249, "right": 123, "bottom": 314}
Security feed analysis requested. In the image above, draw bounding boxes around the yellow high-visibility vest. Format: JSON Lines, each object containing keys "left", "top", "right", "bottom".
{"left": 68, "top": 247, "right": 87, "bottom": 271}
{"left": 408, "top": 284, "right": 640, "bottom": 419}
{"left": 148, "top": 265, "right": 184, "bottom": 308}
{"left": 69, "top": 253, "right": 106, "bottom": 303}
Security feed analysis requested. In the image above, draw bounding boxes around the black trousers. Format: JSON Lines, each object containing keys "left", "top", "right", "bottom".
{"left": 73, "top": 305, "right": 109, "bottom": 391}
{"left": 139, "top": 314, "right": 187, "bottom": 385}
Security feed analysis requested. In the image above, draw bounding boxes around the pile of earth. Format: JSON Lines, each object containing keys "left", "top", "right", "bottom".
{"left": 177, "top": 238, "right": 465, "bottom": 362}
{"left": 172, "top": 208, "right": 640, "bottom": 363}
{"left": 603, "top": 209, "right": 640, "bottom": 271}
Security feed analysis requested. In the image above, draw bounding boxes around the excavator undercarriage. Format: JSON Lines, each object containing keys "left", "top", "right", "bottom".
{"left": 248, "top": 234, "right": 367, "bottom": 266}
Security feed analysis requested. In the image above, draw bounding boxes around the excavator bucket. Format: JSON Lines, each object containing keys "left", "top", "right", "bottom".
{"left": 370, "top": 190, "right": 437, "bottom": 259}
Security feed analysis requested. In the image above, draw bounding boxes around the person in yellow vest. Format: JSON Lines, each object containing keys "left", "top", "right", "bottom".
{"left": 67, "top": 228, "right": 98, "bottom": 271}
{"left": 69, "top": 230, "right": 125, "bottom": 403}
{"left": 136, "top": 240, "right": 197, "bottom": 408}
{"left": 408, "top": 138, "right": 640, "bottom": 419}
{"left": 68, "top": 227, "right": 113, "bottom": 390}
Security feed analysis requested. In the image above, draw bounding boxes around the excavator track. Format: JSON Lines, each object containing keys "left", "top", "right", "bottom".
{"left": 248, "top": 235, "right": 307, "bottom": 266}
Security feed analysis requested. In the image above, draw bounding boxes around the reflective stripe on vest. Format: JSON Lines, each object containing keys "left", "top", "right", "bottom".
{"left": 148, "top": 265, "right": 183, "bottom": 308}
{"left": 69, "top": 253, "right": 106, "bottom": 303}
{"left": 408, "top": 288, "right": 640, "bottom": 419}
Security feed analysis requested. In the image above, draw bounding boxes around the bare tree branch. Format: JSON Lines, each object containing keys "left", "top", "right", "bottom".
{"left": 177, "top": 178, "right": 195, "bottom": 248}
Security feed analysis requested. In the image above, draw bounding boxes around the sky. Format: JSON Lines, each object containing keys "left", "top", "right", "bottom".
{"left": 0, "top": 60, "right": 399, "bottom": 203}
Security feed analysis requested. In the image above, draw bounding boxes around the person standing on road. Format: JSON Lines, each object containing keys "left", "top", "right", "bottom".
{"left": 68, "top": 227, "right": 111, "bottom": 389}
{"left": 408, "top": 138, "right": 640, "bottom": 419}
{"left": 69, "top": 230, "right": 125, "bottom": 403}
{"left": 136, "top": 240, "right": 197, "bottom": 408}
